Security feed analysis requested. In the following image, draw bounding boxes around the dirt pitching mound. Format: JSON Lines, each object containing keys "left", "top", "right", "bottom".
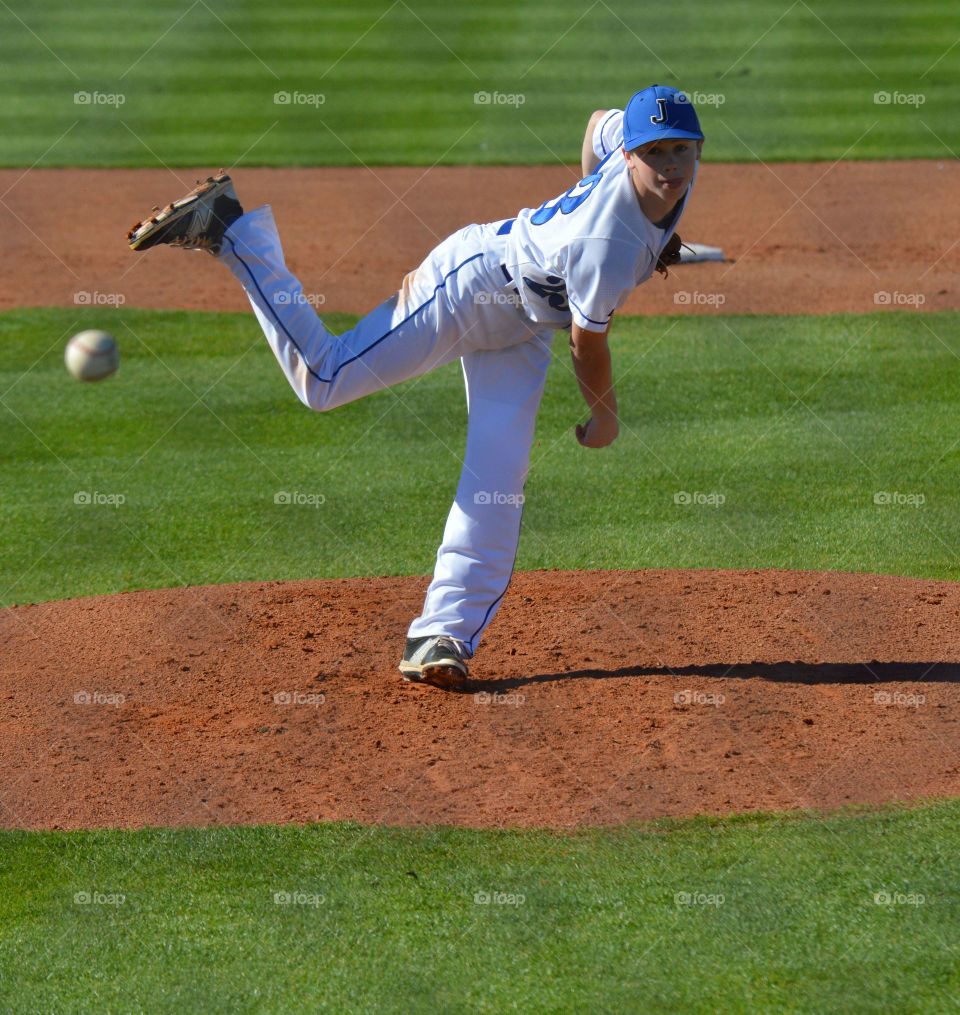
{"left": 2, "top": 568, "right": 959, "bottom": 831}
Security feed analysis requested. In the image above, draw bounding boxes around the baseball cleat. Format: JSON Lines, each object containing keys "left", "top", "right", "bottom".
{"left": 399, "top": 635, "right": 470, "bottom": 690}
{"left": 127, "top": 171, "right": 243, "bottom": 255}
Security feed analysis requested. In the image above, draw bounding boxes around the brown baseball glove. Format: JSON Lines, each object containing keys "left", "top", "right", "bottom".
{"left": 655, "top": 232, "right": 684, "bottom": 277}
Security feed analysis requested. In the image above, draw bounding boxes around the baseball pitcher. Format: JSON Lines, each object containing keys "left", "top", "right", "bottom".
{"left": 128, "top": 85, "right": 704, "bottom": 689}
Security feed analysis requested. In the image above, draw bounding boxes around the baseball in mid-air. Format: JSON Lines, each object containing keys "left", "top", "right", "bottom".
{"left": 65, "top": 329, "right": 119, "bottom": 381}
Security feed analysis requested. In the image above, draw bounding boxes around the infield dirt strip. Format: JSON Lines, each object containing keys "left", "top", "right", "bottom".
{"left": 0, "top": 160, "right": 958, "bottom": 315}
{"left": 2, "top": 569, "right": 959, "bottom": 830}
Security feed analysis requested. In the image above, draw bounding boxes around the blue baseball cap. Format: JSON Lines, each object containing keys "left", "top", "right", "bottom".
{"left": 622, "top": 85, "right": 704, "bottom": 151}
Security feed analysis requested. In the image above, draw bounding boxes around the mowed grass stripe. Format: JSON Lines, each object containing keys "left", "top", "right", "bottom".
{"left": 0, "top": 802, "right": 958, "bottom": 1011}
{"left": 0, "top": 0, "right": 956, "bottom": 165}
{"left": 2, "top": 308, "right": 960, "bottom": 606}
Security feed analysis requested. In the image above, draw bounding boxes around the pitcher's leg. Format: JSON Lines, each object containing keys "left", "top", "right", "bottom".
{"left": 407, "top": 331, "right": 554, "bottom": 653}
{"left": 218, "top": 206, "right": 344, "bottom": 408}
{"left": 219, "top": 206, "right": 486, "bottom": 411}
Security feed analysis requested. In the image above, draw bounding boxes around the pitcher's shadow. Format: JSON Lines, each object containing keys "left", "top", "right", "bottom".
{"left": 468, "top": 661, "right": 960, "bottom": 692}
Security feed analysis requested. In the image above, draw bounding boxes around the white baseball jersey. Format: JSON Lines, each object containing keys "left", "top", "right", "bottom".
{"left": 502, "top": 108, "right": 697, "bottom": 333}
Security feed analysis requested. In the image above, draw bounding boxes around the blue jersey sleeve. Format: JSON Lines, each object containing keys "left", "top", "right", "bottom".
{"left": 564, "top": 237, "right": 643, "bottom": 333}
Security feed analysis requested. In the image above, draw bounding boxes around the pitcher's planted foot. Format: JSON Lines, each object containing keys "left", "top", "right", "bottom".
{"left": 399, "top": 636, "right": 470, "bottom": 690}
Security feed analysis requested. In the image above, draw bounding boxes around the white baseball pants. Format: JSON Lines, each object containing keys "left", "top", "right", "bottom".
{"left": 219, "top": 206, "right": 554, "bottom": 655}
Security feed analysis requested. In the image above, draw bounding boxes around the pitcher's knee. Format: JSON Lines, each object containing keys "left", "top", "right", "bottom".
{"left": 283, "top": 369, "right": 334, "bottom": 411}
{"left": 471, "top": 441, "right": 535, "bottom": 488}
{"left": 300, "top": 386, "right": 333, "bottom": 412}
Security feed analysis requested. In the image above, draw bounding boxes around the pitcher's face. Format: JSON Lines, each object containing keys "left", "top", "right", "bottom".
{"left": 624, "top": 138, "right": 701, "bottom": 205}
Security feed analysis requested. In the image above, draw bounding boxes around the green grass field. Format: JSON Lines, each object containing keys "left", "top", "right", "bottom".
{"left": 2, "top": 804, "right": 959, "bottom": 1012}
{"left": 3, "top": 307, "right": 960, "bottom": 607}
{"left": 0, "top": 0, "right": 956, "bottom": 166}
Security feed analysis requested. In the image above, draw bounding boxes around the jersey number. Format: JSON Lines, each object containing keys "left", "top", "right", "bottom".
{"left": 522, "top": 274, "right": 568, "bottom": 312}
{"left": 530, "top": 171, "right": 603, "bottom": 226}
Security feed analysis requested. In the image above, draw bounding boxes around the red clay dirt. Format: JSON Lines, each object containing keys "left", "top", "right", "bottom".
{"left": 1, "top": 161, "right": 958, "bottom": 317}
{"left": 2, "top": 568, "right": 959, "bottom": 831}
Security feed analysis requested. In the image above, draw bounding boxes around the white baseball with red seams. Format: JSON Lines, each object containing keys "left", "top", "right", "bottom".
{"left": 64, "top": 330, "right": 119, "bottom": 382}
{"left": 216, "top": 106, "right": 697, "bottom": 656}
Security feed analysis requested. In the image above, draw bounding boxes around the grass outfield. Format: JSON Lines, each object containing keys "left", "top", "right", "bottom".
{"left": 3, "top": 307, "right": 960, "bottom": 607}
{"left": 0, "top": 0, "right": 955, "bottom": 166}
{"left": 1, "top": 803, "right": 958, "bottom": 1011}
